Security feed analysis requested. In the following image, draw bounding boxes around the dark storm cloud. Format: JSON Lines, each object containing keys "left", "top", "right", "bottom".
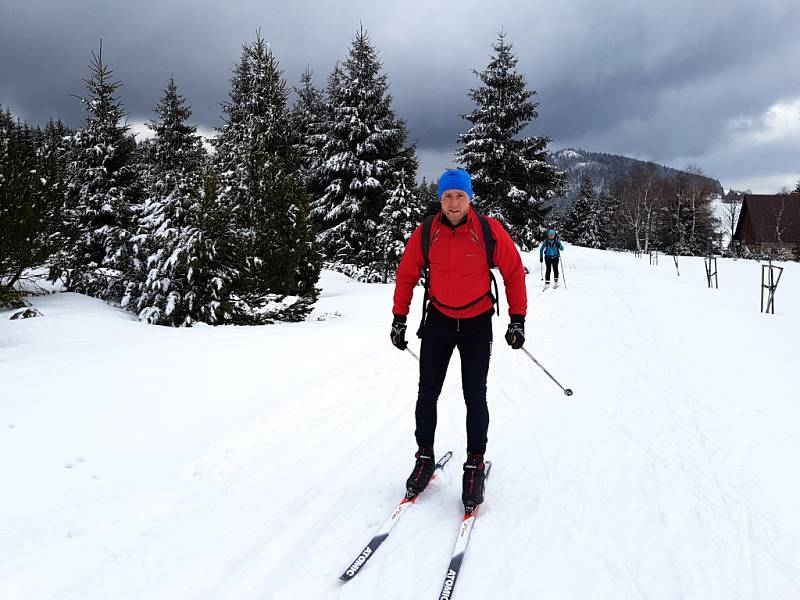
{"left": 2, "top": 0, "right": 800, "bottom": 191}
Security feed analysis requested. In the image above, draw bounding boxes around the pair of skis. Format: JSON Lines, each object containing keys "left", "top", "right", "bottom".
{"left": 339, "top": 451, "right": 491, "bottom": 599}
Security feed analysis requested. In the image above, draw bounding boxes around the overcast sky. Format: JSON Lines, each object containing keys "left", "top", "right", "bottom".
{"left": 3, "top": 0, "right": 800, "bottom": 192}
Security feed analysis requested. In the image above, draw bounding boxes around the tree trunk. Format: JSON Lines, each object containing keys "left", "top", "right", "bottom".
{"left": 6, "top": 264, "right": 26, "bottom": 289}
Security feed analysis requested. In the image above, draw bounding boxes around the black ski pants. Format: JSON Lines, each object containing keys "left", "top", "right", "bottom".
{"left": 415, "top": 306, "right": 492, "bottom": 455}
{"left": 545, "top": 255, "right": 560, "bottom": 281}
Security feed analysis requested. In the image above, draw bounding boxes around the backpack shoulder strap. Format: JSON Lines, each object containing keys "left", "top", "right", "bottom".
{"left": 475, "top": 213, "right": 496, "bottom": 269}
{"left": 475, "top": 212, "right": 499, "bottom": 315}
{"left": 421, "top": 214, "right": 436, "bottom": 269}
{"left": 416, "top": 214, "right": 437, "bottom": 338}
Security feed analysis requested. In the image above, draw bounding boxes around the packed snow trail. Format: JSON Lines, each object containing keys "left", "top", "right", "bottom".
{"left": 1, "top": 246, "right": 799, "bottom": 599}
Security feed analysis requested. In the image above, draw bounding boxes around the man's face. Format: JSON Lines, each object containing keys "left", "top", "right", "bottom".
{"left": 548, "top": 232, "right": 555, "bottom": 240}
{"left": 440, "top": 189, "right": 470, "bottom": 225}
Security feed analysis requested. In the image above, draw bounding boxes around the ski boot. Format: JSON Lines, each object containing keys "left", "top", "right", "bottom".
{"left": 406, "top": 446, "right": 436, "bottom": 498}
{"left": 543, "top": 280, "right": 550, "bottom": 291}
{"left": 462, "top": 453, "right": 486, "bottom": 511}
{"left": 554, "top": 278, "right": 559, "bottom": 289}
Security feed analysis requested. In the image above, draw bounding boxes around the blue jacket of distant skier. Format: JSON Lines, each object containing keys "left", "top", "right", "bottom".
{"left": 539, "top": 238, "right": 564, "bottom": 258}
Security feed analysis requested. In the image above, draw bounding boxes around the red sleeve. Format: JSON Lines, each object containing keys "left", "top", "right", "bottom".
{"left": 392, "top": 224, "right": 425, "bottom": 316}
{"left": 489, "top": 219, "right": 527, "bottom": 318}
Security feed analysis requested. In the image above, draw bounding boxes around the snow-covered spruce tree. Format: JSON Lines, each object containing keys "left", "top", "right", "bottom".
{"left": 562, "top": 176, "right": 609, "bottom": 249}
{"left": 0, "top": 111, "right": 42, "bottom": 303}
{"left": 376, "top": 170, "right": 424, "bottom": 281}
{"left": 0, "top": 110, "right": 74, "bottom": 306}
{"left": 308, "top": 63, "right": 342, "bottom": 235}
{"left": 37, "top": 118, "right": 72, "bottom": 221}
{"left": 144, "top": 77, "right": 206, "bottom": 177}
{"left": 600, "top": 189, "right": 622, "bottom": 248}
{"left": 122, "top": 76, "right": 232, "bottom": 326}
{"left": 49, "top": 45, "right": 139, "bottom": 301}
{"left": 140, "top": 167, "right": 235, "bottom": 325}
{"left": 33, "top": 119, "right": 72, "bottom": 274}
{"left": 291, "top": 68, "right": 328, "bottom": 201}
{"left": 415, "top": 177, "right": 439, "bottom": 209}
{"left": 457, "top": 32, "right": 564, "bottom": 250}
{"left": 214, "top": 32, "right": 321, "bottom": 323}
{"left": 312, "top": 27, "right": 418, "bottom": 272}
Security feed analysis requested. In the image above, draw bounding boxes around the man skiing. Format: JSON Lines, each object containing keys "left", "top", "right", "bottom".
{"left": 539, "top": 229, "right": 564, "bottom": 288}
{"left": 389, "top": 168, "right": 527, "bottom": 510}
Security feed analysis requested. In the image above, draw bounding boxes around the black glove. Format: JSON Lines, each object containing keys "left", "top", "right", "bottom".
{"left": 540, "top": 256, "right": 544, "bottom": 263}
{"left": 390, "top": 315, "right": 408, "bottom": 350}
{"left": 505, "top": 315, "right": 525, "bottom": 349}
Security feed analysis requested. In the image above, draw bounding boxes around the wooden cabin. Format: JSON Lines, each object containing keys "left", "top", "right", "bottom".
{"left": 733, "top": 193, "right": 800, "bottom": 255}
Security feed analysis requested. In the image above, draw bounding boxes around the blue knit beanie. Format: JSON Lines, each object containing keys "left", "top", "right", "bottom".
{"left": 437, "top": 169, "right": 474, "bottom": 199}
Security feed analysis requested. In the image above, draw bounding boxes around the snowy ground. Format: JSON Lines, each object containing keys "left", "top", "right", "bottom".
{"left": 1, "top": 246, "right": 799, "bottom": 600}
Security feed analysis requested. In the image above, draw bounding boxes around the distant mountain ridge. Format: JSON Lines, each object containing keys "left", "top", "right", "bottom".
{"left": 547, "top": 148, "right": 724, "bottom": 212}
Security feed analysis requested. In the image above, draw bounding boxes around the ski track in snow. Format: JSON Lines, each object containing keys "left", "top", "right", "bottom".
{"left": 1, "top": 248, "right": 799, "bottom": 599}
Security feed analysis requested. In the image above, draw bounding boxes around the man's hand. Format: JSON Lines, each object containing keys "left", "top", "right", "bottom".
{"left": 390, "top": 315, "right": 408, "bottom": 350}
{"left": 504, "top": 315, "right": 525, "bottom": 349}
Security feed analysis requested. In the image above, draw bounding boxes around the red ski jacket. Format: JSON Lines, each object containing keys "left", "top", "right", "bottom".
{"left": 393, "top": 209, "right": 527, "bottom": 319}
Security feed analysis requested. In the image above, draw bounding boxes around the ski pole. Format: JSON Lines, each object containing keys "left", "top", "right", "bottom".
{"left": 405, "top": 347, "right": 420, "bottom": 362}
{"left": 540, "top": 258, "right": 544, "bottom": 281}
{"left": 520, "top": 347, "right": 573, "bottom": 396}
{"left": 559, "top": 257, "right": 567, "bottom": 289}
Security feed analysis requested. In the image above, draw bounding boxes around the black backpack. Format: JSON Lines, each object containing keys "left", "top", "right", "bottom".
{"left": 416, "top": 211, "right": 499, "bottom": 338}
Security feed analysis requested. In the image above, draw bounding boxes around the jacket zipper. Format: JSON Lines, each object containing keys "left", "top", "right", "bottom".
{"left": 453, "top": 225, "right": 460, "bottom": 332}
{"left": 449, "top": 223, "right": 456, "bottom": 312}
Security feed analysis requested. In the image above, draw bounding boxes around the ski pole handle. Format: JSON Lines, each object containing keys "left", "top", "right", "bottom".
{"left": 520, "top": 347, "right": 573, "bottom": 396}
